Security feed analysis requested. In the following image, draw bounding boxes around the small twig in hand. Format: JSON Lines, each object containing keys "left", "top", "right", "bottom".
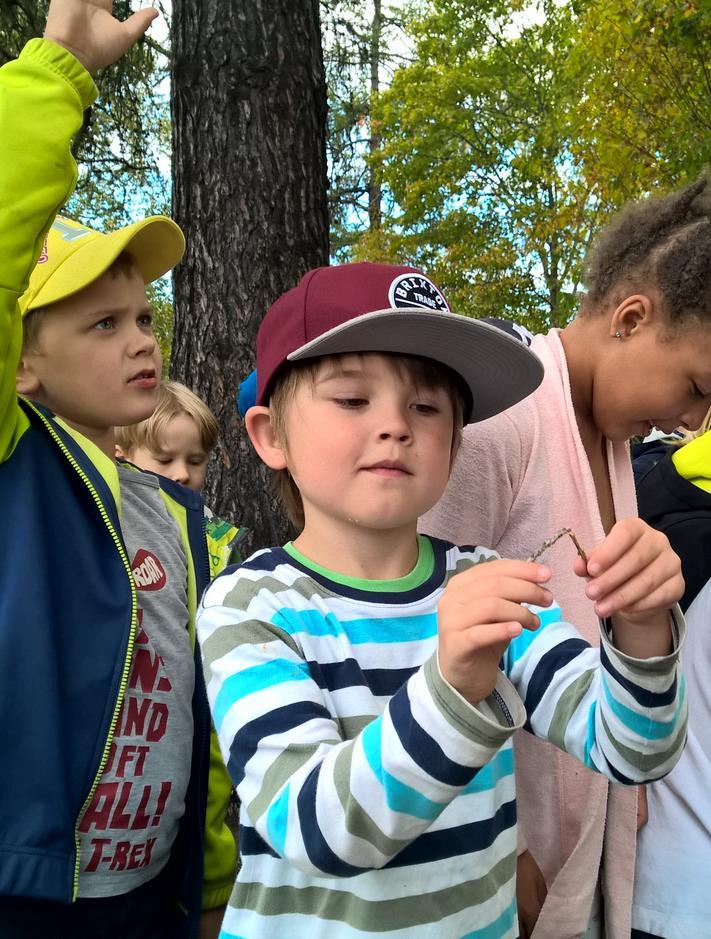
{"left": 527, "top": 527, "right": 588, "bottom": 565}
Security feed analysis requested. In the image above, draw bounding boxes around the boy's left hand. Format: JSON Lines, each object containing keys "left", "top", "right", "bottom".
{"left": 44, "top": 0, "right": 158, "bottom": 74}
{"left": 575, "top": 517, "right": 683, "bottom": 622}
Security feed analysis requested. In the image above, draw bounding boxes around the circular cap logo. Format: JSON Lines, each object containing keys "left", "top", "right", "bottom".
{"left": 388, "top": 273, "right": 450, "bottom": 313}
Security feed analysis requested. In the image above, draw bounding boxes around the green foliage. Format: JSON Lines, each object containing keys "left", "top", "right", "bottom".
{"left": 0, "top": 0, "right": 47, "bottom": 64}
{"left": 0, "top": 0, "right": 171, "bottom": 228}
{"left": 321, "top": 0, "right": 410, "bottom": 258}
{"left": 368, "top": 0, "right": 595, "bottom": 329}
{"left": 569, "top": 0, "right": 711, "bottom": 201}
{"left": 146, "top": 280, "right": 174, "bottom": 375}
{"left": 366, "top": 0, "right": 711, "bottom": 330}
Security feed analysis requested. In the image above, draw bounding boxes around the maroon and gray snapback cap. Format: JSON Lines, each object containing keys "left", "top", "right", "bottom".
{"left": 255, "top": 262, "right": 543, "bottom": 424}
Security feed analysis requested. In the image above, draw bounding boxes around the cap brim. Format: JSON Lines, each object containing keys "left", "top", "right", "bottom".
{"left": 287, "top": 308, "right": 543, "bottom": 423}
{"left": 31, "top": 216, "right": 185, "bottom": 309}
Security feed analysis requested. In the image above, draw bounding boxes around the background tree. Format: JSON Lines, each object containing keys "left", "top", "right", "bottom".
{"left": 570, "top": 0, "right": 711, "bottom": 201}
{"left": 366, "top": 0, "right": 711, "bottom": 330}
{"left": 170, "top": 0, "right": 329, "bottom": 549}
{"left": 321, "top": 0, "right": 410, "bottom": 258}
{"left": 366, "top": 0, "right": 597, "bottom": 330}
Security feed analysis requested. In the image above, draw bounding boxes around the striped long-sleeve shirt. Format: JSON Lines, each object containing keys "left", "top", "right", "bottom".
{"left": 196, "top": 536, "right": 686, "bottom": 939}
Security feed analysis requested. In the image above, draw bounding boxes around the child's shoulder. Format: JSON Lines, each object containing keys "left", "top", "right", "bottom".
{"left": 202, "top": 544, "right": 292, "bottom": 599}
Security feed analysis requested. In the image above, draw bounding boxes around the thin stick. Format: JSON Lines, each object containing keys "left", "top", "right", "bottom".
{"left": 526, "top": 527, "right": 588, "bottom": 564}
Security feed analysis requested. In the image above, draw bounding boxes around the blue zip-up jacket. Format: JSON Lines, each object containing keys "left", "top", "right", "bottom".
{"left": 0, "top": 39, "right": 235, "bottom": 935}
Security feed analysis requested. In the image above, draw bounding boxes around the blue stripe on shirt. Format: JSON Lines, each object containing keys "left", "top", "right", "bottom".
{"left": 389, "top": 682, "right": 482, "bottom": 787}
{"left": 297, "top": 764, "right": 368, "bottom": 877}
{"left": 265, "top": 783, "right": 290, "bottom": 857}
{"left": 361, "top": 718, "right": 448, "bottom": 820}
{"left": 240, "top": 797, "right": 517, "bottom": 868}
{"left": 600, "top": 642, "right": 677, "bottom": 707}
{"left": 275, "top": 607, "right": 438, "bottom": 644}
{"left": 461, "top": 896, "right": 517, "bottom": 938}
{"left": 601, "top": 673, "right": 684, "bottom": 740}
{"left": 307, "top": 658, "right": 418, "bottom": 696}
{"left": 213, "top": 658, "right": 311, "bottom": 729}
{"left": 504, "top": 605, "right": 563, "bottom": 672}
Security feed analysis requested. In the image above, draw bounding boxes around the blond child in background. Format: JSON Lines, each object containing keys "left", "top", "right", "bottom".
{"left": 116, "top": 380, "right": 218, "bottom": 492}
{"left": 116, "top": 380, "right": 248, "bottom": 576}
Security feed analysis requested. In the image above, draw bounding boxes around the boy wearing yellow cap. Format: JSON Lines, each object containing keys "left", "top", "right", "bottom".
{"left": 0, "top": 3, "right": 234, "bottom": 938}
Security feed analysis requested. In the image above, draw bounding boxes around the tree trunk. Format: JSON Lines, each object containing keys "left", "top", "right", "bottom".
{"left": 170, "top": 0, "right": 329, "bottom": 551}
{"left": 368, "top": 0, "right": 382, "bottom": 230}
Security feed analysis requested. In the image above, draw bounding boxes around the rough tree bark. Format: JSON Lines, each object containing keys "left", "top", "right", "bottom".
{"left": 170, "top": 0, "right": 330, "bottom": 550}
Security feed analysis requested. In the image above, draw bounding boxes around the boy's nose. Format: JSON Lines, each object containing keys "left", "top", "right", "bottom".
{"left": 377, "top": 408, "right": 412, "bottom": 442}
{"left": 130, "top": 326, "right": 158, "bottom": 357}
{"left": 172, "top": 462, "right": 190, "bottom": 484}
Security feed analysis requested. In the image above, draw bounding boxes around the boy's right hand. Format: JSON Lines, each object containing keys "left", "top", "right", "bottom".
{"left": 44, "top": 0, "right": 158, "bottom": 74}
{"left": 437, "top": 559, "right": 553, "bottom": 706}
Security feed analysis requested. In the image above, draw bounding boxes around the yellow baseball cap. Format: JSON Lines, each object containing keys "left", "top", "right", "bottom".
{"left": 19, "top": 214, "right": 185, "bottom": 316}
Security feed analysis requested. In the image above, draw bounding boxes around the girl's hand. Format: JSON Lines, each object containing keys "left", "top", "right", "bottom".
{"left": 438, "top": 558, "right": 553, "bottom": 705}
{"left": 575, "top": 517, "right": 683, "bottom": 622}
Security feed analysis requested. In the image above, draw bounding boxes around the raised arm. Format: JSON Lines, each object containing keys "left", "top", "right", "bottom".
{"left": 0, "top": 0, "right": 156, "bottom": 460}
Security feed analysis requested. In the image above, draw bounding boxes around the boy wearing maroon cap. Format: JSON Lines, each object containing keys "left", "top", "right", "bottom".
{"left": 197, "top": 263, "right": 686, "bottom": 939}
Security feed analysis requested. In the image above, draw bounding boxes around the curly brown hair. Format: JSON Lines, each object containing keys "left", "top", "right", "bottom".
{"left": 583, "top": 175, "right": 711, "bottom": 327}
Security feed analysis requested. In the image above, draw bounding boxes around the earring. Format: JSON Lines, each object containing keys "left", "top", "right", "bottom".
{"left": 614, "top": 330, "right": 624, "bottom": 340}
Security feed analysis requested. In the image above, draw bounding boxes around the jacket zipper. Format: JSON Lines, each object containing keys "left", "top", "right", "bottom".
{"left": 26, "top": 403, "right": 138, "bottom": 901}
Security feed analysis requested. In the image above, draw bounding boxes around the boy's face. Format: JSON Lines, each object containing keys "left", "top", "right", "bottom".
{"left": 281, "top": 353, "right": 457, "bottom": 539}
{"left": 124, "top": 413, "right": 209, "bottom": 492}
{"left": 18, "top": 268, "right": 161, "bottom": 452}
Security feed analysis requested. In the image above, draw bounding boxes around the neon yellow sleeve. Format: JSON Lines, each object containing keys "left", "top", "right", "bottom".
{"left": 202, "top": 728, "right": 238, "bottom": 909}
{"left": 0, "top": 39, "right": 96, "bottom": 461}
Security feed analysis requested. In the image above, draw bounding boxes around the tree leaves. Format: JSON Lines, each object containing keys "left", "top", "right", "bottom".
{"left": 363, "top": 0, "right": 710, "bottom": 330}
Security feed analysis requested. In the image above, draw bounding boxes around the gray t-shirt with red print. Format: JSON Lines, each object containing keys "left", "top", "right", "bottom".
{"left": 77, "top": 467, "right": 195, "bottom": 897}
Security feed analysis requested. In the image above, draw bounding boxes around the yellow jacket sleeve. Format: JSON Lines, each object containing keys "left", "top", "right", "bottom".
{"left": 0, "top": 39, "right": 96, "bottom": 461}
{"left": 202, "top": 729, "right": 238, "bottom": 909}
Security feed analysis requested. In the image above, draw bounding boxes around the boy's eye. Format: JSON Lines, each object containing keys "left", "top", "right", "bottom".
{"left": 189, "top": 457, "right": 207, "bottom": 466}
{"left": 335, "top": 397, "right": 367, "bottom": 409}
{"left": 412, "top": 402, "right": 438, "bottom": 415}
{"left": 94, "top": 317, "right": 115, "bottom": 330}
{"left": 138, "top": 313, "right": 154, "bottom": 328}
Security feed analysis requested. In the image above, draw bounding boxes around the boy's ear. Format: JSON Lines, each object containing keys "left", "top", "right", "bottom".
{"left": 245, "top": 406, "right": 288, "bottom": 470}
{"left": 15, "top": 354, "right": 41, "bottom": 397}
{"left": 115, "top": 444, "right": 127, "bottom": 461}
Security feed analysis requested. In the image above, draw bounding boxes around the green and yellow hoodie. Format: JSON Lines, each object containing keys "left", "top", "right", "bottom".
{"left": 0, "top": 39, "right": 236, "bottom": 935}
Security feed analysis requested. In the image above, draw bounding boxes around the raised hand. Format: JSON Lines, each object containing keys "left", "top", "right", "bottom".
{"left": 437, "top": 558, "right": 553, "bottom": 705}
{"left": 44, "top": 0, "right": 158, "bottom": 74}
